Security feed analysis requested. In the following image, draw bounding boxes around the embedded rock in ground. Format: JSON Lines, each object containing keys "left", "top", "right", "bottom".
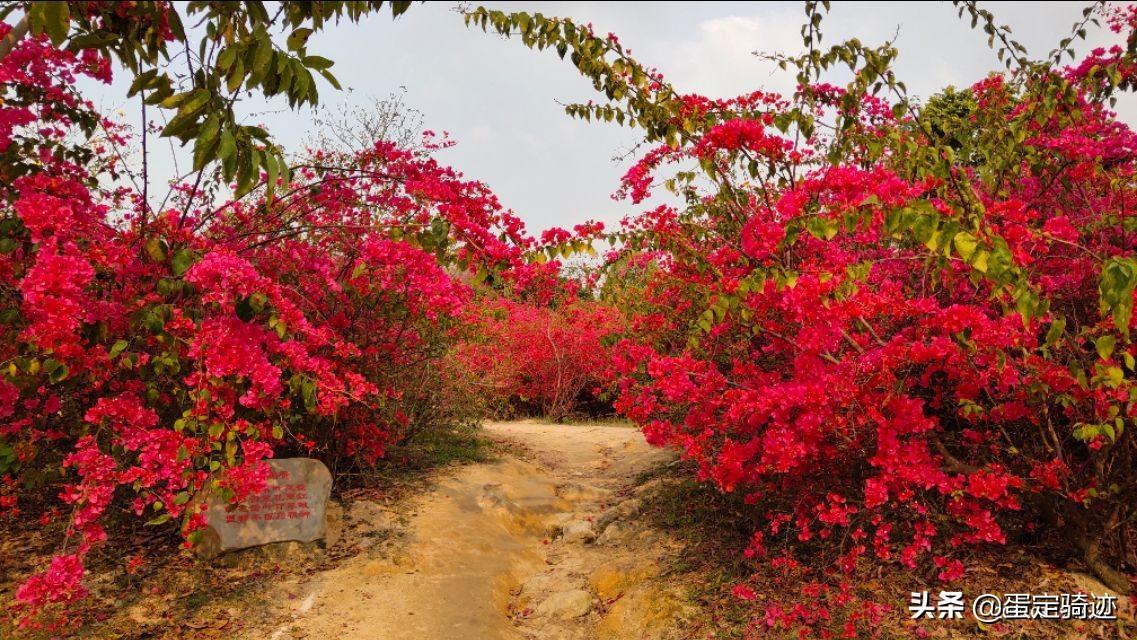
{"left": 555, "top": 482, "right": 606, "bottom": 503}
{"left": 1070, "top": 571, "right": 1119, "bottom": 596}
{"left": 535, "top": 589, "right": 594, "bottom": 620}
{"left": 476, "top": 483, "right": 510, "bottom": 508}
{"left": 561, "top": 519, "right": 596, "bottom": 544}
{"left": 597, "top": 586, "right": 686, "bottom": 640}
{"left": 589, "top": 559, "right": 660, "bottom": 601}
{"left": 126, "top": 601, "right": 169, "bottom": 628}
{"left": 595, "top": 498, "right": 641, "bottom": 534}
{"left": 632, "top": 477, "right": 679, "bottom": 501}
{"left": 596, "top": 521, "right": 626, "bottom": 546}
{"left": 518, "top": 570, "right": 579, "bottom": 609}
{"left": 522, "top": 570, "right": 575, "bottom": 595}
{"left": 544, "top": 512, "right": 574, "bottom": 538}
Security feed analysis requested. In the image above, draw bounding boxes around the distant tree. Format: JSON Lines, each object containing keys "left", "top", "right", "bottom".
{"left": 917, "top": 86, "right": 980, "bottom": 164}
{"left": 308, "top": 89, "right": 427, "bottom": 155}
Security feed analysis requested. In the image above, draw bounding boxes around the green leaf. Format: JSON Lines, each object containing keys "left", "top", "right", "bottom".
{"left": 166, "top": 8, "right": 186, "bottom": 41}
{"left": 226, "top": 60, "right": 247, "bottom": 93}
{"left": 109, "top": 340, "right": 129, "bottom": 358}
{"left": 1105, "top": 366, "right": 1124, "bottom": 387}
{"left": 1013, "top": 285, "right": 1041, "bottom": 324}
{"left": 192, "top": 115, "right": 221, "bottom": 171}
{"left": 171, "top": 249, "right": 195, "bottom": 277}
{"left": 159, "top": 90, "right": 195, "bottom": 110}
{"left": 127, "top": 69, "right": 160, "bottom": 98}
{"left": 219, "top": 129, "right": 237, "bottom": 179}
{"left": 42, "top": 359, "right": 68, "bottom": 384}
{"left": 1099, "top": 257, "right": 1137, "bottom": 338}
{"left": 38, "top": 2, "right": 71, "bottom": 45}
{"left": 302, "top": 55, "right": 334, "bottom": 71}
{"left": 302, "top": 379, "right": 318, "bottom": 412}
{"left": 1045, "top": 317, "right": 1066, "bottom": 347}
{"left": 236, "top": 145, "right": 262, "bottom": 197}
{"left": 51, "top": 361, "right": 68, "bottom": 383}
{"left": 696, "top": 309, "right": 714, "bottom": 333}
{"left": 287, "top": 27, "right": 314, "bottom": 51}
{"left": 216, "top": 46, "right": 238, "bottom": 71}
{"left": 264, "top": 151, "right": 279, "bottom": 198}
{"left": 971, "top": 250, "right": 989, "bottom": 273}
{"left": 1096, "top": 335, "right": 1117, "bottom": 361}
{"left": 1102, "top": 421, "right": 1117, "bottom": 442}
{"left": 1073, "top": 423, "right": 1099, "bottom": 441}
{"left": 318, "top": 69, "right": 342, "bottom": 90}
{"left": 804, "top": 217, "right": 839, "bottom": 240}
{"left": 145, "top": 237, "right": 168, "bottom": 263}
{"left": 160, "top": 108, "right": 201, "bottom": 140}
{"left": 181, "top": 89, "right": 212, "bottom": 116}
{"left": 953, "top": 231, "right": 978, "bottom": 261}
{"left": 252, "top": 37, "right": 273, "bottom": 75}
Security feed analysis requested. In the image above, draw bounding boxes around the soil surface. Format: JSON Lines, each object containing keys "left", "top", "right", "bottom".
{"left": 245, "top": 420, "right": 688, "bottom": 640}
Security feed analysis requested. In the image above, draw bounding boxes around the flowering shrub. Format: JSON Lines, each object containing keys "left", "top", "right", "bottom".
{"left": 471, "top": 2, "right": 1137, "bottom": 633}
{"left": 0, "top": 14, "right": 545, "bottom": 627}
{"left": 457, "top": 296, "right": 622, "bottom": 420}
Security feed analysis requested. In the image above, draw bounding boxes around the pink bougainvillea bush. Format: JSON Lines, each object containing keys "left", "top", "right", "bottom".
{"left": 469, "top": 2, "right": 1137, "bottom": 635}
{"left": 457, "top": 220, "right": 621, "bottom": 421}
{"left": 0, "top": 12, "right": 571, "bottom": 627}
{"left": 457, "top": 294, "right": 622, "bottom": 420}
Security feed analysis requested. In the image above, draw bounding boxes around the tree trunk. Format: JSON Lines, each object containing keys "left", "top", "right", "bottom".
{"left": 1078, "top": 534, "right": 1133, "bottom": 595}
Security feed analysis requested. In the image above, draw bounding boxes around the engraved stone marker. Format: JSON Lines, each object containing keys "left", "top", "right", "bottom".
{"left": 198, "top": 457, "right": 332, "bottom": 557}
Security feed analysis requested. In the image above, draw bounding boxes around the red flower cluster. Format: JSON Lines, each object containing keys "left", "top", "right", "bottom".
{"left": 457, "top": 296, "right": 622, "bottom": 420}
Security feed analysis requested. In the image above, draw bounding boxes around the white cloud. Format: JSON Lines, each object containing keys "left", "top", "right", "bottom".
{"left": 670, "top": 13, "right": 804, "bottom": 97}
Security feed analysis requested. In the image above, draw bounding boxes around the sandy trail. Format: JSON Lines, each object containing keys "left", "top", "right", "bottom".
{"left": 257, "top": 420, "right": 679, "bottom": 640}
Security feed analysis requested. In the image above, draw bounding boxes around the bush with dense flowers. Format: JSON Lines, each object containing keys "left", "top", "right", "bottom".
{"left": 457, "top": 294, "right": 622, "bottom": 420}
{"left": 469, "top": 2, "right": 1137, "bottom": 633}
{"left": 0, "top": 10, "right": 574, "bottom": 627}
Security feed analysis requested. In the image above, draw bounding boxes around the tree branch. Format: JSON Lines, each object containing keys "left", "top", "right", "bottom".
{"left": 0, "top": 14, "right": 28, "bottom": 62}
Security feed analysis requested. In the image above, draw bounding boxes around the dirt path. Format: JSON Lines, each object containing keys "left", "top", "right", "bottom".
{"left": 251, "top": 420, "right": 687, "bottom": 640}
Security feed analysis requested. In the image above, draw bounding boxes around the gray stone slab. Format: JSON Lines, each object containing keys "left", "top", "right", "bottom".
{"left": 199, "top": 457, "right": 332, "bottom": 556}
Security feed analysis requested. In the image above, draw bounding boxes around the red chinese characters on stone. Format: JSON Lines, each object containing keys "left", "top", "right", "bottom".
{"left": 223, "top": 470, "right": 313, "bottom": 524}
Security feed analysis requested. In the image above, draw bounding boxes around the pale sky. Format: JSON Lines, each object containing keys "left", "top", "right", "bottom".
{"left": 83, "top": 2, "right": 1132, "bottom": 233}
